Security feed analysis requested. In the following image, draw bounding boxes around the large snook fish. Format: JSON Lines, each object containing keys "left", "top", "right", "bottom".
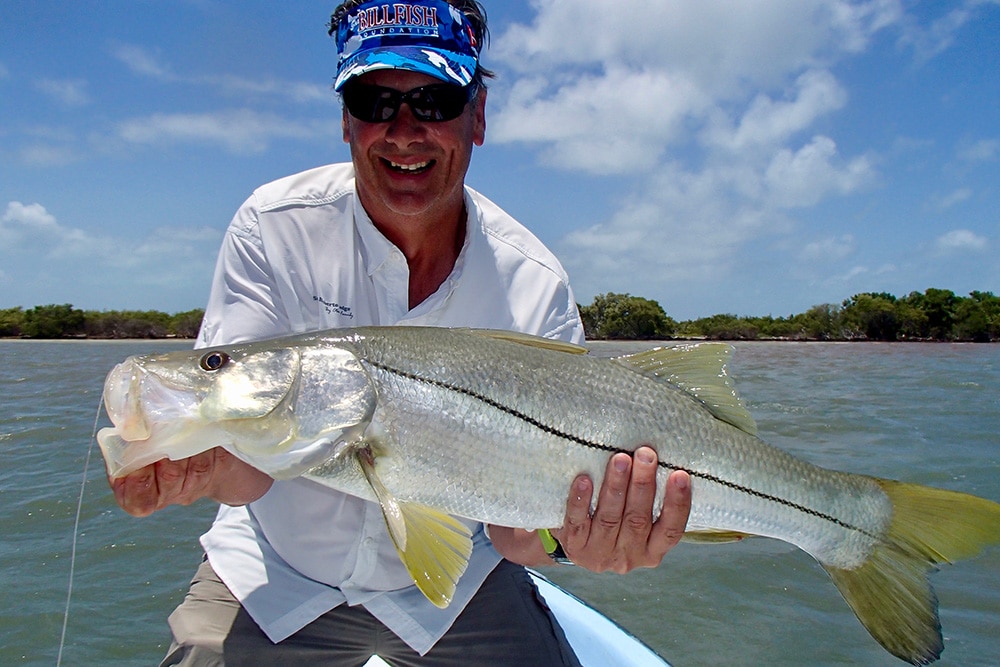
{"left": 98, "top": 326, "right": 1000, "bottom": 665}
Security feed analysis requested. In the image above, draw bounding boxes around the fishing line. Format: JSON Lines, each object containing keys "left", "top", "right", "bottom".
{"left": 56, "top": 397, "right": 103, "bottom": 667}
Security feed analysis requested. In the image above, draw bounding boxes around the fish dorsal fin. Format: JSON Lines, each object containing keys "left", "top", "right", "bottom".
{"left": 616, "top": 343, "right": 757, "bottom": 436}
{"left": 356, "top": 447, "right": 473, "bottom": 608}
{"left": 465, "top": 328, "right": 589, "bottom": 355}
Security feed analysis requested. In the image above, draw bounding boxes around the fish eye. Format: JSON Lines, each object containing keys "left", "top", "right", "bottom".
{"left": 199, "top": 351, "right": 230, "bottom": 372}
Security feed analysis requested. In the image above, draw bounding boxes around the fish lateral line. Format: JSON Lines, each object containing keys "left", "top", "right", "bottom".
{"left": 681, "top": 466, "right": 881, "bottom": 541}
{"left": 367, "top": 360, "right": 878, "bottom": 541}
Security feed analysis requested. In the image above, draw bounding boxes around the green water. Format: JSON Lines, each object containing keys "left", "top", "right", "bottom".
{"left": 2, "top": 340, "right": 998, "bottom": 666}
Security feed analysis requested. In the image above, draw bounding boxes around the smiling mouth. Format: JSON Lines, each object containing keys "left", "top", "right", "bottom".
{"left": 384, "top": 159, "right": 434, "bottom": 175}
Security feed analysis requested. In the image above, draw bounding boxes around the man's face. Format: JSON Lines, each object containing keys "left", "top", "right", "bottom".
{"left": 342, "top": 69, "right": 487, "bottom": 227}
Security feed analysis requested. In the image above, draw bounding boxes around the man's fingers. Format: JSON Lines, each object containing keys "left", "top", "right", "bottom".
{"left": 112, "top": 464, "right": 160, "bottom": 517}
{"left": 587, "top": 452, "right": 632, "bottom": 545}
{"left": 152, "top": 457, "right": 189, "bottom": 509}
{"left": 648, "top": 469, "right": 692, "bottom": 557}
{"left": 619, "top": 446, "right": 658, "bottom": 540}
{"left": 111, "top": 452, "right": 217, "bottom": 516}
{"left": 554, "top": 450, "right": 692, "bottom": 573}
{"left": 557, "top": 475, "right": 594, "bottom": 551}
{"left": 177, "top": 450, "right": 217, "bottom": 505}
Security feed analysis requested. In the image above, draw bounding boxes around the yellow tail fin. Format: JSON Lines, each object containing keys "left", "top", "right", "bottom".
{"left": 824, "top": 480, "right": 1000, "bottom": 665}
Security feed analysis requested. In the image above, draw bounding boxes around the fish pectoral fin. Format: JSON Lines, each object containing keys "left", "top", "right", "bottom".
{"left": 681, "top": 529, "right": 753, "bottom": 544}
{"left": 464, "top": 328, "right": 590, "bottom": 355}
{"left": 824, "top": 479, "right": 1000, "bottom": 665}
{"left": 356, "top": 448, "right": 473, "bottom": 609}
{"left": 615, "top": 343, "right": 758, "bottom": 436}
{"left": 390, "top": 501, "right": 474, "bottom": 609}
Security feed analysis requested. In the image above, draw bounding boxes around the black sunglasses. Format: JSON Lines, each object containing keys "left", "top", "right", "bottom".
{"left": 341, "top": 81, "right": 477, "bottom": 123}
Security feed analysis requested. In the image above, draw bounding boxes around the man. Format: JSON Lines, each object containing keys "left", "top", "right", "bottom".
{"left": 110, "top": 1, "right": 692, "bottom": 664}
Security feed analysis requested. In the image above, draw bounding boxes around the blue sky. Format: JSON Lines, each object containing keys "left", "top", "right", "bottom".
{"left": 1, "top": 1, "right": 998, "bottom": 321}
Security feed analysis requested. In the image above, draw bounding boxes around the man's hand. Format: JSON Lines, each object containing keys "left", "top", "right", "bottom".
{"left": 487, "top": 446, "right": 691, "bottom": 572}
{"left": 108, "top": 447, "right": 273, "bottom": 517}
{"left": 551, "top": 446, "right": 691, "bottom": 573}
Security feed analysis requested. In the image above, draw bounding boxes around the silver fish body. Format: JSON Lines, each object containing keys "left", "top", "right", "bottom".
{"left": 98, "top": 326, "right": 1000, "bottom": 665}
{"left": 303, "top": 329, "right": 888, "bottom": 568}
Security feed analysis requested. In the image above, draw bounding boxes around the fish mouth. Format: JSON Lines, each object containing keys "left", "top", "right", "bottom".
{"left": 98, "top": 356, "right": 204, "bottom": 477}
{"left": 102, "top": 358, "right": 152, "bottom": 441}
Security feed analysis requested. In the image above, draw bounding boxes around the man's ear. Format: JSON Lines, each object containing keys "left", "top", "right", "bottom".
{"left": 472, "top": 87, "right": 487, "bottom": 147}
{"left": 342, "top": 106, "right": 351, "bottom": 144}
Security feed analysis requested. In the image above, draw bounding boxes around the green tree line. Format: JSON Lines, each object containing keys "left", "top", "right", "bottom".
{"left": 580, "top": 289, "right": 1000, "bottom": 342}
{"left": 3, "top": 288, "right": 999, "bottom": 341}
{"left": 0, "top": 304, "right": 204, "bottom": 339}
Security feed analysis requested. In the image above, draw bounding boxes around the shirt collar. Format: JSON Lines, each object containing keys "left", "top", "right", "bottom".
{"left": 352, "top": 191, "right": 393, "bottom": 277}
{"left": 353, "top": 187, "right": 481, "bottom": 287}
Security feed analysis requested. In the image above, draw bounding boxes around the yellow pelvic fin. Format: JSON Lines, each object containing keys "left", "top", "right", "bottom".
{"left": 356, "top": 448, "right": 473, "bottom": 609}
{"left": 823, "top": 479, "right": 1000, "bottom": 665}
{"left": 615, "top": 342, "right": 757, "bottom": 435}
{"left": 681, "top": 529, "right": 753, "bottom": 544}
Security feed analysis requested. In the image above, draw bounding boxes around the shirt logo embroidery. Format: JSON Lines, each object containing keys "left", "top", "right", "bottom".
{"left": 314, "top": 295, "right": 354, "bottom": 319}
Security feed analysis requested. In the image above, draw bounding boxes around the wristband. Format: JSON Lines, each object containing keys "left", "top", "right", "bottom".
{"left": 538, "top": 529, "right": 574, "bottom": 565}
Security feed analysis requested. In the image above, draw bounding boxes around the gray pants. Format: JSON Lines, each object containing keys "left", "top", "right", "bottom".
{"left": 160, "top": 559, "right": 582, "bottom": 667}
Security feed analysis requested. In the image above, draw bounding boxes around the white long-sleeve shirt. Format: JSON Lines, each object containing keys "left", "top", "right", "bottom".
{"left": 196, "top": 162, "right": 584, "bottom": 655}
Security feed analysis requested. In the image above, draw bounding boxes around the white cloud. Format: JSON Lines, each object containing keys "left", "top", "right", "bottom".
{"left": 0, "top": 201, "right": 219, "bottom": 264}
{"left": 492, "top": 0, "right": 901, "bottom": 92}
{"left": 764, "top": 136, "right": 875, "bottom": 208}
{"left": 558, "top": 133, "right": 874, "bottom": 299}
{"left": 0, "top": 200, "right": 222, "bottom": 309}
{"left": 2, "top": 201, "right": 59, "bottom": 235}
{"left": 875, "top": 263, "right": 897, "bottom": 275}
{"left": 495, "top": 1, "right": 892, "bottom": 309}
{"left": 557, "top": 133, "right": 873, "bottom": 291}
{"left": 705, "top": 69, "right": 847, "bottom": 152}
{"left": 897, "top": 0, "right": 995, "bottom": 61}
{"left": 801, "top": 234, "right": 857, "bottom": 262}
{"left": 492, "top": 66, "right": 709, "bottom": 173}
{"left": 118, "top": 110, "right": 337, "bottom": 154}
{"left": 490, "top": 1, "right": 891, "bottom": 169}
{"left": 836, "top": 265, "right": 870, "bottom": 282}
{"left": 1, "top": 201, "right": 95, "bottom": 254}
{"left": 489, "top": 1, "right": 880, "bottom": 173}
{"left": 34, "top": 78, "right": 91, "bottom": 107}
{"left": 558, "top": 161, "right": 794, "bottom": 300}
{"left": 19, "top": 144, "right": 80, "bottom": 167}
{"left": 13, "top": 126, "right": 82, "bottom": 166}
{"left": 934, "top": 229, "right": 988, "bottom": 252}
{"left": 958, "top": 138, "right": 999, "bottom": 162}
{"left": 0, "top": 62, "right": 9, "bottom": 79}
{"left": 124, "top": 226, "right": 221, "bottom": 268}
{"left": 209, "top": 74, "right": 333, "bottom": 105}
{"left": 112, "top": 44, "right": 175, "bottom": 80}
{"left": 111, "top": 43, "right": 332, "bottom": 105}
{"left": 934, "top": 187, "right": 973, "bottom": 210}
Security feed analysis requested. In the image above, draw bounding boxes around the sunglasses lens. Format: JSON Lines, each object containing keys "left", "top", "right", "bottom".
{"left": 343, "top": 83, "right": 474, "bottom": 123}
{"left": 408, "top": 86, "right": 471, "bottom": 122}
{"left": 343, "top": 85, "right": 398, "bottom": 122}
